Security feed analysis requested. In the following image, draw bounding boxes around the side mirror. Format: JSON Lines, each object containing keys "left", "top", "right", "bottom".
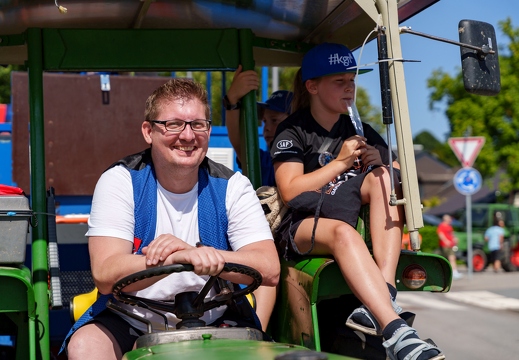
{"left": 458, "top": 20, "right": 501, "bottom": 96}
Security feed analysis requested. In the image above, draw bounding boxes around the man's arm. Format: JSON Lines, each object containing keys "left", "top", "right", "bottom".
{"left": 452, "top": 229, "right": 458, "bottom": 245}
{"left": 89, "top": 236, "right": 153, "bottom": 294}
{"left": 216, "top": 240, "right": 280, "bottom": 287}
{"left": 225, "top": 65, "right": 259, "bottom": 163}
{"left": 90, "top": 234, "right": 237, "bottom": 294}
{"left": 91, "top": 235, "right": 279, "bottom": 294}
{"left": 89, "top": 235, "right": 195, "bottom": 294}
{"left": 142, "top": 237, "right": 279, "bottom": 287}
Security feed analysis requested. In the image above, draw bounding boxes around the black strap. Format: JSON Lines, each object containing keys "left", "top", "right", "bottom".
{"left": 287, "top": 185, "right": 326, "bottom": 257}
{"left": 286, "top": 125, "right": 353, "bottom": 258}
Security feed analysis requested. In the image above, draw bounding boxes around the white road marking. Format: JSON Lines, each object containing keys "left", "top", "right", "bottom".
{"left": 444, "top": 291, "right": 519, "bottom": 310}
{"left": 397, "top": 293, "right": 466, "bottom": 310}
{"left": 396, "top": 291, "right": 519, "bottom": 312}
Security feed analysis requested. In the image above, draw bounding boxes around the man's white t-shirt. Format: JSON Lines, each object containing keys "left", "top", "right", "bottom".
{"left": 86, "top": 164, "right": 273, "bottom": 331}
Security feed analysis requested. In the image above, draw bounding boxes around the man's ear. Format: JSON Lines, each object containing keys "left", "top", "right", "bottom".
{"left": 142, "top": 121, "right": 153, "bottom": 145}
{"left": 305, "top": 79, "right": 318, "bottom": 94}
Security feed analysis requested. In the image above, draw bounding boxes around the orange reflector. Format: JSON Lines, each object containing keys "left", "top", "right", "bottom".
{"left": 402, "top": 264, "right": 427, "bottom": 290}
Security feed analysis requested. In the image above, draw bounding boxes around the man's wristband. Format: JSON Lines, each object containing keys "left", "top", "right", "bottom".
{"left": 223, "top": 95, "right": 240, "bottom": 110}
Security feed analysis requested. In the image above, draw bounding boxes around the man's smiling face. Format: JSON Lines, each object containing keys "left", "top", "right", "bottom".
{"left": 143, "top": 98, "right": 210, "bottom": 172}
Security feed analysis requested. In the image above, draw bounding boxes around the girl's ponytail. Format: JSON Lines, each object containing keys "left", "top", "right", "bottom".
{"left": 291, "top": 68, "right": 310, "bottom": 113}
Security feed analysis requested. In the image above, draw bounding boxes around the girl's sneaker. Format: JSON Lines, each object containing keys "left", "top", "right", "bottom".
{"left": 383, "top": 325, "right": 445, "bottom": 360}
{"left": 345, "top": 299, "right": 403, "bottom": 336}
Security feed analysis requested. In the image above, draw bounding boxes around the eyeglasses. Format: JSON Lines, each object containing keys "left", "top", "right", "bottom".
{"left": 148, "top": 119, "right": 211, "bottom": 133}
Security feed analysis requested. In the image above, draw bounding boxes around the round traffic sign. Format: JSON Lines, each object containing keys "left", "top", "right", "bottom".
{"left": 453, "top": 167, "right": 482, "bottom": 195}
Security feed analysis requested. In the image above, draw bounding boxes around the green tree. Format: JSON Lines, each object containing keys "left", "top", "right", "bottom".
{"left": 355, "top": 87, "right": 384, "bottom": 133}
{"left": 413, "top": 130, "right": 458, "bottom": 167}
{"left": 413, "top": 130, "right": 441, "bottom": 151}
{"left": 427, "top": 18, "right": 519, "bottom": 196}
{"left": 0, "top": 65, "right": 17, "bottom": 103}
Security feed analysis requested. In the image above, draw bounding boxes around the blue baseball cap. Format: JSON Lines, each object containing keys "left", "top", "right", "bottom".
{"left": 302, "top": 42, "right": 373, "bottom": 82}
{"left": 257, "top": 90, "right": 293, "bottom": 114}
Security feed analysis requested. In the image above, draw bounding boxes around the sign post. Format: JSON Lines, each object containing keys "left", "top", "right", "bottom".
{"left": 448, "top": 136, "right": 485, "bottom": 280}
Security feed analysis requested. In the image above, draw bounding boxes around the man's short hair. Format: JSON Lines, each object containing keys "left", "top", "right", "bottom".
{"left": 144, "top": 78, "right": 210, "bottom": 121}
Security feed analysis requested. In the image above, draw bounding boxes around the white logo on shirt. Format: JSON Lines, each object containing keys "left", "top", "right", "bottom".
{"left": 328, "top": 52, "right": 354, "bottom": 68}
{"left": 276, "top": 140, "right": 293, "bottom": 150}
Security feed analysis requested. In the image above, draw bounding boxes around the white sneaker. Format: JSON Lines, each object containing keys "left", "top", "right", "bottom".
{"left": 453, "top": 272, "right": 463, "bottom": 280}
{"left": 346, "top": 298, "right": 403, "bottom": 336}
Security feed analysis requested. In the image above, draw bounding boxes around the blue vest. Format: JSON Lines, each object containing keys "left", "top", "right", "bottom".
{"left": 60, "top": 149, "right": 235, "bottom": 353}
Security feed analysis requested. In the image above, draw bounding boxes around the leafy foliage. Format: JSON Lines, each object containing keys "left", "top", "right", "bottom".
{"left": 355, "top": 87, "right": 384, "bottom": 133}
{"left": 403, "top": 225, "right": 440, "bottom": 254}
{"left": 0, "top": 65, "right": 17, "bottom": 104}
{"left": 427, "top": 18, "right": 519, "bottom": 195}
{"left": 418, "top": 225, "right": 441, "bottom": 254}
{"left": 413, "top": 130, "right": 441, "bottom": 150}
{"left": 413, "top": 130, "right": 459, "bottom": 167}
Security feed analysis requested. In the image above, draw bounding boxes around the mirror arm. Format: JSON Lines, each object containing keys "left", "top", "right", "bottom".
{"left": 400, "top": 26, "right": 495, "bottom": 58}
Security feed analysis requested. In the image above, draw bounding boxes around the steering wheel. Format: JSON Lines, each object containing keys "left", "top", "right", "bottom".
{"left": 112, "top": 263, "right": 262, "bottom": 329}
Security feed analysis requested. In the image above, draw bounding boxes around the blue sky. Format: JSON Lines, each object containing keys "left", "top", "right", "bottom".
{"left": 352, "top": 0, "right": 517, "bottom": 143}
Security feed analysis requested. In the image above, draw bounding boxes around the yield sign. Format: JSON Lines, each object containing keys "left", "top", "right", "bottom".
{"left": 448, "top": 136, "right": 485, "bottom": 168}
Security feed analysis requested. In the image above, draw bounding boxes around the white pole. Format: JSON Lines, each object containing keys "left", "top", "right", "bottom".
{"left": 272, "top": 66, "right": 279, "bottom": 92}
{"left": 466, "top": 194, "right": 473, "bottom": 279}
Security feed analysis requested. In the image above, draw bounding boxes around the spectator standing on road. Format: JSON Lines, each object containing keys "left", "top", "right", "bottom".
{"left": 484, "top": 219, "right": 505, "bottom": 273}
{"left": 437, "top": 214, "right": 462, "bottom": 280}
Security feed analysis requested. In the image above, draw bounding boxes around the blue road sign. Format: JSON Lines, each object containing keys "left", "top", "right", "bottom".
{"left": 453, "top": 167, "right": 482, "bottom": 195}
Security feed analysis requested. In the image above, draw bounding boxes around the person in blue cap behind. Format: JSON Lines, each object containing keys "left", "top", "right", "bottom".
{"left": 223, "top": 65, "right": 293, "bottom": 331}
{"left": 224, "top": 65, "right": 293, "bottom": 187}
{"left": 270, "top": 42, "right": 445, "bottom": 360}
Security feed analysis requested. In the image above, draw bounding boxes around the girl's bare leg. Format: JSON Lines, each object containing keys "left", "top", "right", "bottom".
{"left": 294, "top": 217, "right": 399, "bottom": 330}
{"left": 360, "top": 167, "right": 404, "bottom": 287}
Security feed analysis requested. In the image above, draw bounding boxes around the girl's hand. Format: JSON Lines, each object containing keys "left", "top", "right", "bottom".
{"left": 360, "top": 144, "right": 383, "bottom": 167}
{"left": 335, "top": 135, "right": 367, "bottom": 168}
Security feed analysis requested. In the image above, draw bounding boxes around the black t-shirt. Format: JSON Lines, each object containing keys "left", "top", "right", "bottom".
{"left": 270, "top": 107, "right": 395, "bottom": 175}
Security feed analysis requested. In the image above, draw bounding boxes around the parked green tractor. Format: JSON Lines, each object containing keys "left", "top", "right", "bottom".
{"left": 454, "top": 204, "right": 519, "bottom": 272}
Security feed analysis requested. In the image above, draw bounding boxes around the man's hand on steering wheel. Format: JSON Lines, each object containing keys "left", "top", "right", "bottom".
{"left": 142, "top": 234, "right": 225, "bottom": 276}
{"left": 112, "top": 262, "right": 263, "bottom": 328}
{"left": 168, "top": 246, "right": 225, "bottom": 276}
{"left": 142, "top": 234, "right": 200, "bottom": 266}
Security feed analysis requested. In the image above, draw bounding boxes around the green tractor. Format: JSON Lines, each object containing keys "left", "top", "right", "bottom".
{"left": 454, "top": 204, "right": 519, "bottom": 272}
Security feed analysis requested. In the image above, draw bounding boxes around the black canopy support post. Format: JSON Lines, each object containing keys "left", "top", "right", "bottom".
{"left": 377, "top": 27, "right": 399, "bottom": 208}
{"left": 27, "top": 27, "right": 51, "bottom": 360}
{"left": 377, "top": 27, "right": 393, "bottom": 126}
{"left": 238, "top": 29, "right": 261, "bottom": 189}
